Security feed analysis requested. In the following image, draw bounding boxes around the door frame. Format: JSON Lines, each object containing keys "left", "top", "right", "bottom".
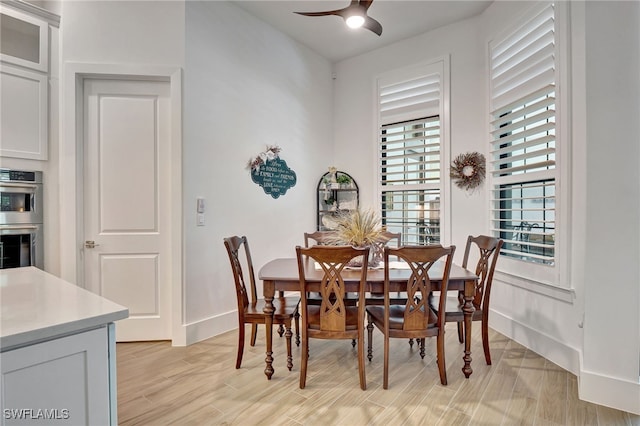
{"left": 60, "top": 62, "right": 185, "bottom": 345}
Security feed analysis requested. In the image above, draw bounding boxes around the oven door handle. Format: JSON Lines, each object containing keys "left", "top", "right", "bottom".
{"left": 0, "top": 182, "right": 38, "bottom": 190}
{"left": 0, "top": 225, "right": 38, "bottom": 230}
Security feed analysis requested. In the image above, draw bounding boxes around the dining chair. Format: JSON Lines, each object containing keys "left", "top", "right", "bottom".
{"left": 366, "top": 244, "right": 455, "bottom": 388}
{"left": 224, "top": 235, "right": 300, "bottom": 371}
{"left": 295, "top": 245, "right": 370, "bottom": 390}
{"left": 371, "top": 230, "right": 401, "bottom": 262}
{"left": 444, "top": 235, "right": 503, "bottom": 365}
{"left": 367, "top": 230, "right": 403, "bottom": 305}
{"left": 303, "top": 230, "right": 337, "bottom": 247}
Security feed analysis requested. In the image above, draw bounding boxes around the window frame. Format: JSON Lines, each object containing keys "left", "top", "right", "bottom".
{"left": 375, "top": 58, "right": 450, "bottom": 247}
{"left": 487, "top": 1, "right": 571, "bottom": 290}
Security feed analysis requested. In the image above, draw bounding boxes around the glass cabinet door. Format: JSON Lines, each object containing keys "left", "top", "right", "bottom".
{"left": 0, "top": 6, "right": 49, "bottom": 72}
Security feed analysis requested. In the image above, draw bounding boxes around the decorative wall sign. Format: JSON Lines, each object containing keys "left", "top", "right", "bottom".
{"left": 247, "top": 145, "right": 297, "bottom": 199}
{"left": 450, "top": 151, "right": 486, "bottom": 191}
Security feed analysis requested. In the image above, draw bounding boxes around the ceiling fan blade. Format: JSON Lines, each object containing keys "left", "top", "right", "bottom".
{"left": 294, "top": 0, "right": 382, "bottom": 36}
{"left": 363, "top": 16, "right": 383, "bottom": 36}
{"left": 359, "top": 0, "right": 374, "bottom": 12}
{"left": 294, "top": 7, "right": 348, "bottom": 17}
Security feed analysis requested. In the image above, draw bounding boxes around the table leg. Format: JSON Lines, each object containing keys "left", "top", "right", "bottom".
{"left": 462, "top": 279, "right": 475, "bottom": 378}
{"left": 263, "top": 279, "right": 275, "bottom": 379}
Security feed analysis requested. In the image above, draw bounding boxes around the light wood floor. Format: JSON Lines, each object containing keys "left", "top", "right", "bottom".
{"left": 116, "top": 324, "right": 639, "bottom": 425}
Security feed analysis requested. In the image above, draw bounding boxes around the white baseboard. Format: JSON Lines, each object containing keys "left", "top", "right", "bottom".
{"left": 174, "top": 311, "right": 237, "bottom": 347}
{"left": 579, "top": 367, "right": 640, "bottom": 415}
{"left": 491, "top": 309, "right": 640, "bottom": 415}
{"left": 490, "top": 309, "right": 581, "bottom": 375}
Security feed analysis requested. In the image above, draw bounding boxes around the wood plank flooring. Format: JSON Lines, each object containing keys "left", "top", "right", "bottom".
{"left": 116, "top": 324, "right": 640, "bottom": 425}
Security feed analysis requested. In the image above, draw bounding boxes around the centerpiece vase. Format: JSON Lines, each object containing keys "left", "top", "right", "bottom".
{"left": 348, "top": 244, "right": 381, "bottom": 268}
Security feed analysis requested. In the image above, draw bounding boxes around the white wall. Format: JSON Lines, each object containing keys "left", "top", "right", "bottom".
{"left": 183, "top": 2, "right": 334, "bottom": 334}
{"left": 333, "top": 16, "right": 487, "bottom": 252}
{"left": 60, "top": 1, "right": 184, "bottom": 65}
{"left": 333, "top": 0, "right": 639, "bottom": 415}
{"left": 580, "top": 0, "right": 640, "bottom": 412}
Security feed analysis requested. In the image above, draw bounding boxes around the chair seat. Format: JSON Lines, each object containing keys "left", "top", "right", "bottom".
{"left": 306, "top": 305, "right": 360, "bottom": 330}
{"left": 441, "top": 296, "right": 483, "bottom": 322}
{"left": 245, "top": 297, "right": 300, "bottom": 320}
{"left": 364, "top": 292, "right": 408, "bottom": 306}
{"left": 366, "top": 305, "right": 437, "bottom": 330}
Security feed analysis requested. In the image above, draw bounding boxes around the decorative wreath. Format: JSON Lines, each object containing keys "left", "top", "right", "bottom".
{"left": 450, "top": 152, "right": 486, "bottom": 191}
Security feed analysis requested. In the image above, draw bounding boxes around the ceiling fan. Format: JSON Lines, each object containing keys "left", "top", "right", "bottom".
{"left": 294, "top": 0, "right": 383, "bottom": 36}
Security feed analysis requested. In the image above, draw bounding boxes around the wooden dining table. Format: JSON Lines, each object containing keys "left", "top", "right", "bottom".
{"left": 258, "top": 257, "right": 479, "bottom": 380}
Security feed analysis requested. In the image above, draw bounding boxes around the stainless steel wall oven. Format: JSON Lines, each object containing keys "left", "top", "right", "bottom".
{"left": 0, "top": 169, "right": 43, "bottom": 269}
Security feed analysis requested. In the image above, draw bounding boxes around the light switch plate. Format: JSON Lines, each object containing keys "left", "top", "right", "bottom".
{"left": 197, "top": 197, "right": 205, "bottom": 213}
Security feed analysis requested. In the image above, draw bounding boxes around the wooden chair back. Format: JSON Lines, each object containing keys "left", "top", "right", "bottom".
{"left": 223, "top": 235, "right": 257, "bottom": 311}
{"left": 295, "top": 245, "right": 369, "bottom": 389}
{"left": 365, "top": 244, "right": 455, "bottom": 388}
{"left": 372, "top": 231, "right": 401, "bottom": 262}
{"left": 461, "top": 235, "right": 503, "bottom": 311}
{"left": 303, "top": 231, "right": 337, "bottom": 247}
{"left": 385, "top": 245, "right": 455, "bottom": 333}
{"left": 379, "top": 231, "right": 401, "bottom": 247}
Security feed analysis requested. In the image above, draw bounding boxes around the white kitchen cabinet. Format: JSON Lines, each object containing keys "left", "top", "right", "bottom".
{"left": 0, "top": 2, "right": 58, "bottom": 161}
{"left": 0, "top": 64, "right": 48, "bottom": 160}
{"left": 0, "top": 267, "right": 128, "bottom": 426}
{"left": 1, "top": 327, "right": 114, "bottom": 425}
{"left": 0, "top": 5, "right": 49, "bottom": 72}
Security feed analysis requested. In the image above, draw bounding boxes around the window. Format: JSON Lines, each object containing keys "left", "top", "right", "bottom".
{"left": 377, "top": 61, "right": 446, "bottom": 245}
{"left": 489, "top": 2, "right": 559, "bottom": 276}
{"left": 380, "top": 116, "right": 441, "bottom": 244}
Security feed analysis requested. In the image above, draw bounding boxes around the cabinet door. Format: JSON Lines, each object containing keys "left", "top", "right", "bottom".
{"left": 0, "top": 64, "right": 48, "bottom": 160}
{"left": 0, "top": 327, "right": 111, "bottom": 425}
{"left": 0, "top": 6, "right": 49, "bottom": 72}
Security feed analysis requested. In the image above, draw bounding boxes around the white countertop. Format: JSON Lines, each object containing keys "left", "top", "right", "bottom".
{"left": 0, "top": 267, "right": 129, "bottom": 351}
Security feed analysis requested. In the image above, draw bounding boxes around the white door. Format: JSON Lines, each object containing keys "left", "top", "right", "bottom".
{"left": 83, "top": 77, "right": 171, "bottom": 341}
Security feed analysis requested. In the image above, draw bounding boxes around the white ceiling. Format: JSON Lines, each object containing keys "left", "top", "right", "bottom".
{"left": 234, "top": 1, "right": 493, "bottom": 62}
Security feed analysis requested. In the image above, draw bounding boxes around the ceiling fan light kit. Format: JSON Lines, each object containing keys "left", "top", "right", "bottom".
{"left": 346, "top": 14, "right": 365, "bottom": 29}
{"left": 294, "top": 0, "right": 383, "bottom": 36}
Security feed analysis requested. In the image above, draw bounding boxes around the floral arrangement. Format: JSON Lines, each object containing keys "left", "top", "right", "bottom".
{"left": 246, "top": 145, "right": 281, "bottom": 172}
{"left": 325, "top": 208, "right": 385, "bottom": 267}
{"left": 450, "top": 151, "right": 486, "bottom": 191}
{"left": 331, "top": 208, "right": 383, "bottom": 246}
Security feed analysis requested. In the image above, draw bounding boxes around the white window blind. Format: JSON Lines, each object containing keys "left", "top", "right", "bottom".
{"left": 489, "top": 2, "right": 556, "bottom": 266}
{"left": 378, "top": 69, "right": 442, "bottom": 245}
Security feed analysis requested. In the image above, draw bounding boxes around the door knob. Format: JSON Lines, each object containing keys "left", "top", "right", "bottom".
{"left": 85, "top": 240, "right": 100, "bottom": 249}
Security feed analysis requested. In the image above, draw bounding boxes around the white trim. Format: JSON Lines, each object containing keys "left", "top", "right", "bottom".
{"left": 554, "top": 0, "right": 573, "bottom": 292}
{"left": 441, "top": 55, "right": 451, "bottom": 246}
{"left": 491, "top": 309, "right": 640, "bottom": 415}
{"left": 183, "top": 311, "right": 237, "bottom": 347}
{"left": 1, "top": 0, "right": 60, "bottom": 26}
{"left": 60, "top": 62, "right": 184, "bottom": 345}
{"left": 579, "top": 367, "right": 640, "bottom": 415}
{"left": 490, "top": 308, "right": 580, "bottom": 375}
{"left": 494, "top": 271, "right": 574, "bottom": 303}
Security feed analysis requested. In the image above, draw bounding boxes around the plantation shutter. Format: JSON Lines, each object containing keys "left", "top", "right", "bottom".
{"left": 378, "top": 68, "right": 442, "bottom": 245}
{"left": 489, "top": 2, "right": 556, "bottom": 265}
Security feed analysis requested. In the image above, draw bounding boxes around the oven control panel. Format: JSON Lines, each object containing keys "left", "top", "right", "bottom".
{"left": 0, "top": 169, "right": 41, "bottom": 183}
